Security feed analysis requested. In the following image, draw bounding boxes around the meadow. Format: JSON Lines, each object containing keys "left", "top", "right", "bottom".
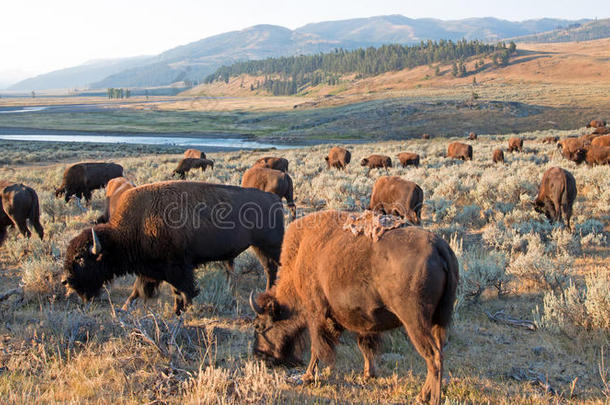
{"left": 0, "top": 130, "right": 608, "bottom": 404}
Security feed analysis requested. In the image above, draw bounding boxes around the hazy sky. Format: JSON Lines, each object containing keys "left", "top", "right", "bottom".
{"left": 1, "top": 0, "right": 608, "bottom": 82}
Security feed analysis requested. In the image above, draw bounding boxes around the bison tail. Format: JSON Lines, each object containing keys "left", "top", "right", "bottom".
{"left": 433, "top": 241, "right": 459, "bottom": 329}
{"left": 27, "top": 188, "right": 44, "bottom": 240}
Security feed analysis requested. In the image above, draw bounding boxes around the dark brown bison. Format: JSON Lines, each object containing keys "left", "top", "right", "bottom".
{"left": 253, "top": 157, "right": 289, "bottom": 172}
{"left": 541, "top": 136, "right": 559, "bottom": 144}
{"left": 586, "top": 119, "right": 606, "bottom": 128}
{"left": 397, "top": 152, "right": 420, "bottom": 168}
{"left": 95, "top": 177, "right": 135, "bottom": 224}
{"left": 62, "top": 182, "right": 284, "bottom": 314}
{"left": 507, "top": 137, "right": 523, "bottom": 152}
{"left": 250, "top": 210, "right": 458, "bottom": 405}
{"left": 422, "top": 133, "right": 431, "bottom": 140}
{"left": 242, "top": 167, "right": 296, "bottom": 220}
{"left": 592, "top": 126, "right": 610, "bottom": 135}
{"left": 446, "top": 142, "right": 472, "bottom": 161}
{"left": 0, "top": 181, "right": 44, "bottom": 245}
{"left": 184, "top": 148, "right": 206, "bottom": 159}
{"left": 360, "top": 154, "right": 392, "bottom": 174}
{"left": 591, "top": 134, "right": 610, "bottom": 147}
{"left": 172, "top": 158, "right": 214, "bottom": 180}
{"left": 468, "top": 132, "right": 477, "bottom": 140}
{"left": 325, "top": 147, "right": 351, "bottom": 170}
{"left": 55, "top": 162, "right": 123, "bottom": 203}
{"left": 492, "top": 149, "right": 504, "bottom": 163}
{"left": 532, "top": 167, "right": 576, "bottom": 229}
{"left": 369, "top": 176, "right": 423, "bottom": 224}
{"left": 571, "top": 146, "right": 610, "bottom": 166}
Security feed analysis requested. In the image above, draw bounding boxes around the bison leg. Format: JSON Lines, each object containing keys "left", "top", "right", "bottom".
{"left": 251, "top": 246, "right": 279, "bottom": 290}
{"left": 165, "top": 265, "right": 198, "bottom": 315}
{"left": 357, "top": 334, "right": 380, "bottom": 379}
{"left": 11, "top": 215, "right": 31, "bottom": 239}
{"left": 303, "top": 317, "right": 341, "bottom": 384}
{"left": 0, "top": 225, "right": 7, "bottom": 246}
{"left": 180, "top": 172, "right": 186, "bottom": 180}
{"left": 31, "top": 218, "right": 44, "bottom": 240}
{"left": 122, "top": 276, "right": 161, "bottom": 311}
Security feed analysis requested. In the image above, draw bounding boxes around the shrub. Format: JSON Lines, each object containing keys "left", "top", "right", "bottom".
{"left": 21, "top": 256, "right": 63, "bottom": 301}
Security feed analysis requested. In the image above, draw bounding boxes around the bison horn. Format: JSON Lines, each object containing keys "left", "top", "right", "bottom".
{"left": 91, "top": 228, "right": 103, "bottom": 255}
{"left": 249, "top": 291, "right": 263, "bottom": 315}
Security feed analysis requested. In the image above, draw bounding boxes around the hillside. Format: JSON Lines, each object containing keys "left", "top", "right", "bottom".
{"left": 511, "top": 18, "right": 610, "bottom": 43}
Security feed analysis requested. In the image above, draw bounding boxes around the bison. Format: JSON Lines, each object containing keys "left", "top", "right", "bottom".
{"left": 468, "top": 132, "right": 477, "bottom": 140}
{"left": 541, "top": 136, "right": 559, "bottom": 144}
{"left": 397, "top": 152, "right": 420, "bottom": 168}
{"left": 0, "top": 181, "right": 44, "bottom": 245}
{"left": 62, "top": 181, "right": 284, "bottom": 314}
{"left": 250, "top": 210, "right": 458, "bottom": 405}
{"left": 532, "top": 167, "right": 576, "bottom": 229}
{"left": 369, "top": 176, "right": 423, "bottom": 225}
{"left": 360, "top": 154, "right": 392, "bottom": 174}
{"left": 586, "top": 119, "right": 606, "bottom": 128}
{"left": 591, "top": 134, "right": 610, "bottom": 148}
{"left": 184, "top": 148, "right": 206, "bottom": 159}
{"left": 557, "top": 137, "right": 586, "bottom": 159}
{"left": 422, "top": 133, "right": 431, "bottom": 140}
{"left": 571, "top": 146, "right": 610, "bottom": 166}
{"left": 492, "top": 149, "right": 504, "bottom": 163}
{"left": 592, "top": 126, "right": 610, "bottom": 135}
{"left": 242, "top": 167, "right": 296, "bottom": 220}
{"left": 325, "top": 147, "right": 351, "bottom": 170}
{"left": 446, "top": 142, "right": 472, "bottom": 161}
{"left": 507, "top": 137, "right": 523, "bottom": 152}
{"left": 55, "top": 162, "right": 123, "bottom": 203}
{"left": 253, "top": 157, "right": 289, "bottom": 172}
{"left": 172, "top": 158, "right": 214, "bottom": 180}
{"left": 95, "top": 177, "right": 135, "bottom": 224}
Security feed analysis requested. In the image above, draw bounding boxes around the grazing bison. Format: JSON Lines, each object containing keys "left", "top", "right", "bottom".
{"left": 242, "top": 167, "right": 296, "bottom": 220}
{"left": 558, "top": 137, "right": 586, "bottom": 159}
{"left": 369, "top": 176, "right": 423, "bottom": 225}
{"left": 468, "top": 132, "right": 477, "bottom": 140}
{"left": 571, "top": 146, "right": 610, "bottom": 166}
{"left": 253, "top": 157, "right": 289, "bottom": 172}
{"left": 184, "top": 149, "right": 206, "bottom": 159}
{"left": 250, "top": 210, "right": 458, "bottom": 405}
{"left": 592, "top": 126, "right": 610, "bottom": 135}
{"left": 360, "top": 155, "right": 392, "bottom": 174}
{"left": 0, "top": 181, "right": 44, "bottom": 245}
{"left": 532, "top": 167, "right": 576, "bottom": 229}
{"left": 62, "top": 182, "right": 284, "bottom": 314}
{"left": 172, "top": 158, "right": 214, "bottom": 180}
{"left": 325, "top": 147, "right": 351, "bottom": 170}
{"left": 446, "top": 142, "right": 472, "bottom": 161}
{"left": 55, "top": 162, "right": 123, "bottom": 203}
{"left": 95, "top": 177, "right": 135, "bottom": 224}
{"left": 591, "top": 134, "right": 610, "bottom": 147}
{"left": 541, "top": 136, "right": 559, "bottom": 144}
{"left": 492, "top": 149, "right": 504, "bottom": 163}
{"left": 507, "top": 137, "right": 523, "bottom": 152}
{"left": 397, "top": 152, "right": 420, "bottom": 168}
{"left": 422, "top": 133, "right": 431, "bottom": 140}
{"left": 586, "top": 119, "right": 606, "bottom": 128}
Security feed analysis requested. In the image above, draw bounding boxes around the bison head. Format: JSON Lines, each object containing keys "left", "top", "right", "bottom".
{"left": 249, "top": 291, "right": 303, "bottom": 367}
{"left": 62, "top": 227, "right": 114, "bottom": 302}
{"left": 570, "top": 148, "right": 587, "bottom": 164}
{"left": 360, "top": 158, "right": 369, "bottom": 166}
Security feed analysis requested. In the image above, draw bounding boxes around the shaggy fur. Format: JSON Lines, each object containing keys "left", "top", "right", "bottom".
{"left": 532, "top": 167, "right": 577, "bottom": 229}
{"left": 253, "top": 157, "right": 289, "bottom": 172}
{"left": 586, "top": 119, "right": 606, "bottom": 128}
{"left": 325, "top": 147, "right": 351, "bottom": 170}
{"left": 558, "top": 137, "right": 587, "bottom": 159}
{"left": 446, "top": 142, "right": 472, "bottom": 161}
{"left": 172, "top": 158, "right": 214, "bottom": 180}
{"left": 507, "top": 137, "right": 523, "bottom": 152}
{"left": 251, "top": 210, "right": 459, "bottom": 405}
{"left": 183, "top": 149, "right": 206, "bottom": 159}
{"left": 55, "top": 162, "right": 123, "bottom": 203}
{"left": 492, "top": 149, "right": 504, "bottom": 163}
{"left": 368, "top": 176, "right": 423, "bottom": 225}
{"left": 241, "top": 167, "right": 296, "bottom": 220}
{"left": 95, "top": 177, "right": 135, "bottom": 224}
{"left": 63, "top": 181, "right": 284, "bottom": 314}
{"left": 0, "top": 181, "right": 44, "bottom": 245}
{"left": 360, "top": 154, "right": 392, "bottom": 174}
{"left": 397, "top": 152, "right": 420, "bottom": 168}
{"left": 591, "top": 134, "right": 610, "bottom": 147}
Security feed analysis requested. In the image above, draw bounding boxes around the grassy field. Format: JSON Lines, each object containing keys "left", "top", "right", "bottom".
{"left": 0, "top": 131, "right": 608, "bottom": 403}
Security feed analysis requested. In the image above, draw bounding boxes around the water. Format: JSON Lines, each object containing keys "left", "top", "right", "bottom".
{"left": 0, "top": 106, "right": 48, "bottom": 114}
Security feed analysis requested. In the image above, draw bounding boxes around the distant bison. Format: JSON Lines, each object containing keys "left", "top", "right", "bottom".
{"left": 0, "top": 181, "right": 44, "bottom": 245}
{"left": 55, "top": 162, "right": 123, "bottom": 203}
{"left": 325, "top": 147, "right": 351, "bottom": 170}
{"left": 397, "top": 152, "right": 420, "bottom": 168}
{"left": 468, "top": 132, "right": 477, "bottom": 140}
{"left": 532, "top": 167, "right": 576, "bottom": 229}
{"left": 446, "top": 142, "right": 472, "bottom": 161}
{"left": 541, "top": 136, "right": 559, "bottom": 144}
{"left": 250, "top": 210, "right": 458, "bottom": 405}
{"left": 591, "top": 134, "right": 610, "bottom": 147}
{"left": 492, "top": 149, "right": 504, "bottom": 163}
{"left": 369, "top": 176, "right": 423, "bottom": 225}
{"left": 95, "top": 177, "right": 135, "bottom": 224}
{"left": 422, "top": 133, "right": 431, "bottom": 140}
{"left": 253, "top": 157, "right": 289, "bottom": 172}
{"left": 172, "top": 158, "right": 214, "bottom": 180}
{"left": 507, "top": 137, "right": 523, "bottom": 152}
{"left": 586, "top": 119, "right": 606, "bottom": 128}
{"left": 183, "top": 149, "right": 206, "bottom": 159}
{"left": 360, "top": 154, "right": 392, "bottom": 174}
{"left": 62, "top": 182, "right": 285, "bottom": 314}
{"left": 242, "top": 167, "right": 296, "bottom": 220}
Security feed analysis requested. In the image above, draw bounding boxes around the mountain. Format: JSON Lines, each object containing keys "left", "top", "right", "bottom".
{"left": 509, "top": 18, "right": 610, "bottom": 43}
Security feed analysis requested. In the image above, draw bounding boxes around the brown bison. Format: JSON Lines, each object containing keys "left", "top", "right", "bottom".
{"left": 571, "top": 146, "right": 610, "bottom": 166}
{"left": 242, "top": 167, "right": 296, "bottom": 220}
{"left": 591, "top": 134, "right": 610, "bottom": 147}
{"left": 492, "top": 149, "right": 504, "bottom": 163}
{"left": 468, "top": 132, "right": 477, "bottom": 140}
{"left": 250, "top": 210, "right": 459, "bottom": 405}
{"left": 507, "top": 137, "right": 523, "bottom": 152}
{"left": 62, "top": 182, "right": 285, "bottom": 314}
{"left": 541, "top": 136, "right": 559, "bottom": 144}
{"left": 55, "top": 162, "right": 123, "bottom": 203}
{"left": 369, "top": 176, "right": 423, "bottom": 225}
{"left": 397, "top": 152, "right": 420, "bottom": 168}
{"left": 532, "top": 167, "right": 576, "bottom": 229}
{"left": 172, "top": 158, "right": 214, "bottom": 180}
{"left": 253, "top": 157, "right": 289, "bottom": 172}
{"left": 557, "top": 137, "right": 586, "bottom": 159}
{"left": 446, "top": 142, "right": 472, "bottom": 161}
{"left": 325, "top": 147, "right": 351, "bottom": 170}
{"left": 361, "top": 154, "right": 392, "bottom": 174}
{"left": 592, "top": 126, "right": 610, "bottom": 135}
{"left": 586, "top": 119, "right": 606, "bottom": 128}
{"left": 184, "top": 148, "right": 206, "bottom": 159}
{"left": 0, "top": 181, "right": 44, "bottom": 245}
{"left": 422, "top": 133, "right": 431, "bottom": 140}
{"left": 95, "top": 177, "right": 135, "bottom": 224}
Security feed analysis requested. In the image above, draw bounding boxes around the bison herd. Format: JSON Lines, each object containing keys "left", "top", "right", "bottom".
{"left": 1, "top": 118, "right": 608, "bottom": 404}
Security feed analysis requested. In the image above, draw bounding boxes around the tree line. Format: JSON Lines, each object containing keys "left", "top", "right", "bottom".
{"left": 107, "top": 88, "right": 131, "bottom": 99}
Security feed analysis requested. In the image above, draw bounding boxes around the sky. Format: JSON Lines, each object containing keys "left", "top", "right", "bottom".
{"left": 1, "top": 0, "right": 609, "bottom": 85}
